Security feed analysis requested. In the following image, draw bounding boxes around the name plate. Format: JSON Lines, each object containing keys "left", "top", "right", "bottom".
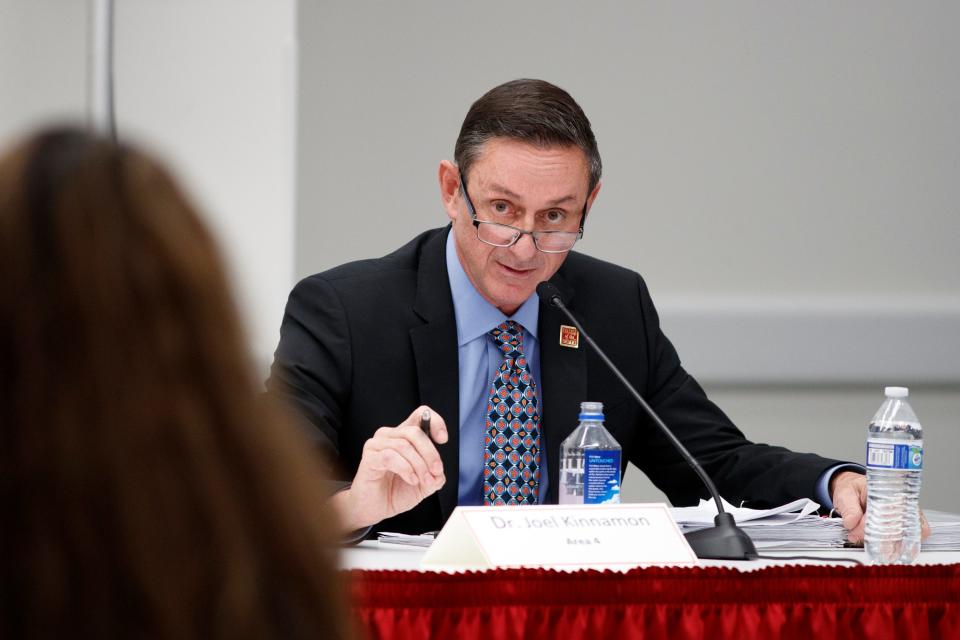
{"left": 420, "top": 503, "right": 697, "bottom": 570}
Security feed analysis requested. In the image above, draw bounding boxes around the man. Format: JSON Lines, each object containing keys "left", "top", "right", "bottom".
{"left": 269, "top": 79, "right": 893, "bottom": 542}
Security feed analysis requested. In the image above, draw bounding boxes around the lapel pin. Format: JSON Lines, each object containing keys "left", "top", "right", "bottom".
{"left": 559, "top": 325, "right": 579, "bottom": 349}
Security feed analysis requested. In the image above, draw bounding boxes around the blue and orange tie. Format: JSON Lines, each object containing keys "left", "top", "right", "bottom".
{"left": 483, "top": 320, "right": 541, "bottom": 505}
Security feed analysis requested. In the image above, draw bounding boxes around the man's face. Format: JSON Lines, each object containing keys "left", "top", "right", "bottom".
{"left": 440, "top": 138, "right": 599, "bottom": 315}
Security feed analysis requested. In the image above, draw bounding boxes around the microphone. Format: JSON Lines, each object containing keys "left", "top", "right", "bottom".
{"left": 536, "top": 281, "right": 757, "bottom": 560}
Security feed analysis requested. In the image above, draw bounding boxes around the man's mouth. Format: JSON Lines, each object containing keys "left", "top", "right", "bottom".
{"left": 497, "top": 262, "right": 536, "bottom": 277}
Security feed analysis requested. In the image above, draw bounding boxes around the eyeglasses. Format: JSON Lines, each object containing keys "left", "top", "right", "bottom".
{"left": 459, "top": 175, "right": 584, "bottom": 254}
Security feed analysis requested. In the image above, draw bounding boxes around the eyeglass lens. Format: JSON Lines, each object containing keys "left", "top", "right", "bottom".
{"left": 476, "top": 222, "right": 578, "bottom": 252}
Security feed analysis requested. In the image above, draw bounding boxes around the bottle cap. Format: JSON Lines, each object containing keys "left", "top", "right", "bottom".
{"left": 579, "top": 400, "right": 604, "bottom": 420}
{"left": 884, "top": 386, "right": 909, "bottom": 398}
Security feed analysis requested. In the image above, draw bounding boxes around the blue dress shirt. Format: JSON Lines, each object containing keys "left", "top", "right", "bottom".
{"left": 445, "top": 230, "right": 549, "bottom": 505}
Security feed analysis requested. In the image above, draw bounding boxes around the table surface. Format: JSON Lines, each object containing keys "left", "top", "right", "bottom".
{"left": 341, "top": 539, "right": 960, "bottom": 572}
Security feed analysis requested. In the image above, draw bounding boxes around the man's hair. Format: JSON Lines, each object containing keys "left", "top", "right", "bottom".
{"left": 454, "top": 78, "right": 602, "bottom": 193}
{"left": 0, "top": 127, "right": 351, "bottom": 639}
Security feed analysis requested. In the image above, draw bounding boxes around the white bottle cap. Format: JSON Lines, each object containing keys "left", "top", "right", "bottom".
{"left": 884, "top": 386, "right": 909, "bottom": 398}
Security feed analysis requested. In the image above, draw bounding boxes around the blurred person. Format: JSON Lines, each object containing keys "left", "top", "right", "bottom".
{"left": 0, "top": 127, "right": 352, "bottom": 639}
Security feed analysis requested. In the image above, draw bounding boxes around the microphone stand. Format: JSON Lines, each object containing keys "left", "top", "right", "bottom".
{"left": 538, "top": 283, "right": 757, "bottom": 560}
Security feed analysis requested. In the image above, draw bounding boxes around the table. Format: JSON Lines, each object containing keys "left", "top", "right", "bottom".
{"left": 343, "top": 542, "right": 960, "bottom": 639}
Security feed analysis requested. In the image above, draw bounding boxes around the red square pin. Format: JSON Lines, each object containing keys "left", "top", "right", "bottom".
{"left": 559, "top": 325, "right": 579, "bottom": 348}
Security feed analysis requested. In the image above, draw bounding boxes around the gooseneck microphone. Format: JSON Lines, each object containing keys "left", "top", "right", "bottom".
{"left": 536, "top": 281, "right": 757, "bottom": 560}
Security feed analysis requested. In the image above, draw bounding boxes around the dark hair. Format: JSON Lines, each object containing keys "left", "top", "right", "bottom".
{"left": 454, "top": 78, "right": 602, "bottom": 193}
{"left": 0, "top": 128, "right": 351, "bottom": 639}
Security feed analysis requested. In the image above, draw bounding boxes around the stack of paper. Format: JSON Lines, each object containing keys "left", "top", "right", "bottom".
{"left": 670, "top": 499, "right": 960, "bottom": 551}
{"left": 670, "top": 498, "right": 847, "bottom": 550}
{"left": 377, "top": 531, "right": 437, "bottom": 548}
{"left": 920, "top": 510, "right": 960, "bottom": 551}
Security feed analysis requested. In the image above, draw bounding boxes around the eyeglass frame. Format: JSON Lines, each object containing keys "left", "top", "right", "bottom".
{"left": 459, "top": 174, "right": 586, "bottom": 254}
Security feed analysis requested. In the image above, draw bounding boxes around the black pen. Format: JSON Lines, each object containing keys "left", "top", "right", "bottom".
{"left": 419, "top": 408, "right": 431, "bottom": 437}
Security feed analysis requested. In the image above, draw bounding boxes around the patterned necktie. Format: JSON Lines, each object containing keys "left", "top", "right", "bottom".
{"left": 483, "top": 320, "right": 541, "bottom": 505}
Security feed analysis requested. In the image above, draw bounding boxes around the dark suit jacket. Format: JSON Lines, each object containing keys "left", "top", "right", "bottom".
{"left": 269, "top": 227, "right": 842, "bottom": 534}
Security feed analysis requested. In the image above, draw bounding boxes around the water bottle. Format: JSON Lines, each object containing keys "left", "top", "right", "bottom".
{"left": 864, "top": 386, "right": 923, "bottom": 564}
{"left": 559, "top": 402, "right": 622, "bottom": 504}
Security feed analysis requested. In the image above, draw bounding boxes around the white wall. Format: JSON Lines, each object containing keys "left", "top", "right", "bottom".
{"left": 296, "top": 2, "right": 960, "bottom": 297}
{"left": 1, "top": 0, "right": 297, "bottom": 370}
{"left": 296, "top": 2, "right": 960, "bottom": 383}
{"left": 113, "top": 0, "right": 297, "bottom": 369}
{"left": 621, "top": 386, "right": 959, "bottom": 511}
{"left": 5, "top": 1, "right": 956, "bottom": 511}
{"left": 297, "top": 2, "right": 960, "bottom": 510}
{"left": 0, "top": 1, "right": 87, "bottom": 146}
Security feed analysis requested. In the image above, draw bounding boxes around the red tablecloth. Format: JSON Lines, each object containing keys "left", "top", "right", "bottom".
{"left": 350, "top": 563, "right": 960, "bottom": 639}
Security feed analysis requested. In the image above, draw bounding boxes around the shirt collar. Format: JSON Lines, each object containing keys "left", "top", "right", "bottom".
{"left": 445, "top": 229, "right": 540, "bottom": 347}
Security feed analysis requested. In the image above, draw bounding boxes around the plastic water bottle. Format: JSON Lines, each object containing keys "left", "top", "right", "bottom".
{"left": 864, "top": 386, "right": 923, "bottom": 564}
{"left": 559, "top": 402, "right": 622, "bottom": 504}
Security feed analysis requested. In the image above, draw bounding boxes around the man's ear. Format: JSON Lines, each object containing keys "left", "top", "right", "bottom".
{"left": 584, "top": 179, "right": 602, "bottom": 219}
{"left": 438, "top": 160, "right": 461, "bottom": 222}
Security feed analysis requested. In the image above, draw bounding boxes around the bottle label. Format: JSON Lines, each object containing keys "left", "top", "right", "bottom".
{"left": 583, "top": 450, "right": 622, "bottom": 504}
{"left": 866, "top": 439, "right": 923, "bottom": 470}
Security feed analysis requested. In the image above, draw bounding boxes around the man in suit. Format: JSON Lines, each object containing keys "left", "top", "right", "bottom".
{"left": 269, "top": 79, "right": 880, "bottom": 540}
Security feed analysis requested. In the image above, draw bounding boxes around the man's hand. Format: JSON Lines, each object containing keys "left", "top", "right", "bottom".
{"left": 331, "top": 406, "right": 448, "bottom": 534}
{"left": 830, "top": 470, "right": 930, "bottom": 544}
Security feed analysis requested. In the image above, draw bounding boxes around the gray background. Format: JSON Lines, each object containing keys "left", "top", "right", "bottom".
{"left": 1, "top": 0, "right": 298, "bottom": 367}
{"left": 3, "top": 1, "right": 958, "bottom": 511}
{"left": 297, "top": 2, "right": 960, "bottom": 297}
{"left": 296, "top": 2, "right": 960, "bottom": 509}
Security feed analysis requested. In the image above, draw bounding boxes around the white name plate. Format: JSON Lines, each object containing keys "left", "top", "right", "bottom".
{"left": 420, "top": 503, "right": 697, "bottom": 571}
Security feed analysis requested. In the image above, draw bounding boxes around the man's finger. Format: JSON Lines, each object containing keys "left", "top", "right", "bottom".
{"left": 370, "top": 436, "right": 437, "bottom": 487}
{"left": 399, "top": 405, "right": 448, "bottom": 476}
{"left": 834, "top": 488, "right": 865, "bottom": 533}
{"left": 404, "top": 405, "right": 448, "bottom": 445}
{"left": 369, "top": 420, "right": 439, "bottom": 484}
{"left": 920, "top": 509, "right": 931, "bottom": 540}
{"left": 367, "top": 448, "right": 419, "bottom": 486}
{"left": 392, "top": 424, "right": 445, "bottom": 477}
{"left": 378, "top": 414, "right": 443, "bottom": 479}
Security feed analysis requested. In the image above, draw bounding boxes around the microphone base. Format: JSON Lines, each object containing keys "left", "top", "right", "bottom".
{"left": 684, "top": 512, "right": 758, "bottom": 560}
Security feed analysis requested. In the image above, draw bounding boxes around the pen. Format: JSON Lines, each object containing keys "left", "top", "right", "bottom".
{"left": 419, "top": 408, "right": 431, "bottom": 436}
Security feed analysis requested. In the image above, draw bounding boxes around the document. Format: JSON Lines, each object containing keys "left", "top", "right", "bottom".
{"left": 921, "top": 510, "right": 960, "bottom": 551}
{"left": 671, "top": 497, "right": 820, "bottom": 525}
{"left": 671, "top": 498, "right": 844, "bottom": 549}
{"left": 379, "top": 501, "right": 960, "bottom": 553}
{"left": 672, "top": 499, "right": 960, "bottom": 550}
{"left": 377, "top": 531, "right": 437, "bottom": 548}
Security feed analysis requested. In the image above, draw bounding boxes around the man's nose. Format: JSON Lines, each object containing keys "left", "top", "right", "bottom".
{"left": 510, "top": 232, "right": 539, "bottom": 261}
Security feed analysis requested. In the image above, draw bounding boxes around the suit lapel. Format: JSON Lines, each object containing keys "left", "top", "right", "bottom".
{"left": 538, "top": 273, "right": 587, "bottom": 504}
{"left": 410, "top": 228, "right": 461, "bottom": 521}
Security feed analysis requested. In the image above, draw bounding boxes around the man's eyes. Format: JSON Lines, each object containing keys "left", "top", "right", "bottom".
{"left": 544, "top": 210, "right": 566, "bottom": 224}
{"left": 487, "top": 202, "right": 568, "bottom": 225}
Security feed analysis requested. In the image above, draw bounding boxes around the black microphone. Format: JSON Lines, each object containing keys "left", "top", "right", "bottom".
{"left": 536, "top": 281, "right": 757, "bottom": 560}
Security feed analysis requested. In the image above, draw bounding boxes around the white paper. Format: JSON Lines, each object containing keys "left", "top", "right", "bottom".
{"left": 670, "top": 499, "right": 960, "bottom": 551}
{"left": 670, "top": 497, "right": 821, "bottom": 526}
{"left": 377, "top": 531, "right": 437, "bottom": 548}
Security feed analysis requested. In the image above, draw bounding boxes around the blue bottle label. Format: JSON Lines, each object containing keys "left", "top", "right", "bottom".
{"left": 583, "top": 450, "right": 622, "bottom": 504}
{"left": 866, "top": 440, "right": 923, "bottom": 470}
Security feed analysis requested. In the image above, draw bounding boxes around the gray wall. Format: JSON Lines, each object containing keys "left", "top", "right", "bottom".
{"left": 1, "top": 0, "right": 297, "bottom": 368}
{"left": 0, "top": 1, "right": 87, "bottom": 143}
{"left": 3, "top": 1, "right": 956, "bottom": 512}
{"left": 297, "top": 2, "right": 960, "bottom": 510}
